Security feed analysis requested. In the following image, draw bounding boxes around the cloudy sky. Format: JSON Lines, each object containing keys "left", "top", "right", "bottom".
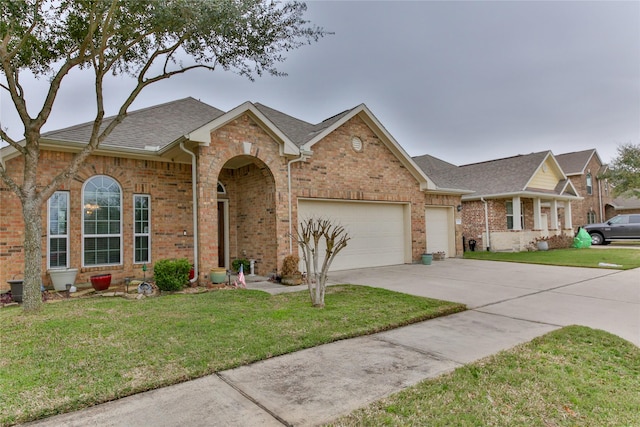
{"left": 1, "top": 0, "right": 638, "bottom": 166}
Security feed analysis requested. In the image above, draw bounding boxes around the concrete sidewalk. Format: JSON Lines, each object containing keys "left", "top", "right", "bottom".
{"left": 27, "top": 260, "right": 639, "bottom": 426}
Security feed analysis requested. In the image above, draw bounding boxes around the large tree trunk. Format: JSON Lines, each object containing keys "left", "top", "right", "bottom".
{"left": 21, "top": 198, "right": 44, "bottom": 311}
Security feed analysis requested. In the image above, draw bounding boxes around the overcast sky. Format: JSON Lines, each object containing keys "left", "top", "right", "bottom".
{"left": 1, "top": 0, "right": 638, "bottom": 166}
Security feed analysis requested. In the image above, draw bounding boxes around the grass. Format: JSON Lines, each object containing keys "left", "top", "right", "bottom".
{"left": 330, "top": 326, "right": 640, "bottom": 427}
{"left": 0, "top": 285, "right": 464, "bottom": 426}
{"left": 464, "top": 247, "right": 640, "bottom": 269}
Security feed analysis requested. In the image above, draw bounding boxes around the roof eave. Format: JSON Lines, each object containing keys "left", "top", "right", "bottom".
{"left": 463, "top": 190, "right": 583, "bottom": 202}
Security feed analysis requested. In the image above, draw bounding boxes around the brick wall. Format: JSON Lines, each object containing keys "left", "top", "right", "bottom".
{"left": 290, "top": 115, "right": 433, "bottom": 262}
{"left": 1, "top": 111, "right": 463, "bottom": 289}
{"left": 1, "top": 151, "right": 195, "bottom": 290}
{"left": 567, "top": 155, "right": 614, "bottom": 225}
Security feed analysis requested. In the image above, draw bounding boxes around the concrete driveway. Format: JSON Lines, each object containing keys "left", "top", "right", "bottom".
{"left": 27, "top": 260, "right": 639, "bottom": 427}
{"left": 326, "top": 259, "right": 639, "bottom": 346}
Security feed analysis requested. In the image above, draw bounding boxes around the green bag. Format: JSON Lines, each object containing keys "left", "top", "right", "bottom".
{"left": 572, "top": 228, "right": 592, "bottom": 248}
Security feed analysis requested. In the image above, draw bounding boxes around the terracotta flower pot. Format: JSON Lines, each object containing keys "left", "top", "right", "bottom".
{"left": 90, "top": 274, "right": 112, "bottom": 291}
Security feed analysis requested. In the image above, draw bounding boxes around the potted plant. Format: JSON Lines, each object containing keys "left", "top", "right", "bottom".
{"left": 421, "top": 253, "right": 433, "bottom": 265}
{"left": 232, "top": 258, "right": 250, "bottom": 274}
{"left": 48, "top": 268, "right": 78, "bottom": 291}
{"left": 280, "top": 254, "right": 302, "bottom": 285}
{"left": 7, "top": 279, "right": 24, "bottom": 303}
{"left": 433, "top": 251, "right": 446, "bottom": 261}
{"left": 90, "top": 273, "right": 112, "bottom": 291}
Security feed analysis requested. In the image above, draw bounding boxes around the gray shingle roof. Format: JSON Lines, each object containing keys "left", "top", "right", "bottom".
{"left": 412, "top": 154, "right": 468, "bottom": 190}
{"left": 42, "top": 97, "right": 359, "bottom": 150}
{"left": 611, "top": 196, "right": 640, "bottom": 210}
{"left": 42, "top": 97, "right": 225, "bottom": 150}
{"left": 555, "top": 149, "right": 597, "bottom": 175}
{"left": 414, "top": 151, "right": 554, "bottom": 197}
{"left": 254, "top": 103, "right": 356, "bottom": 146}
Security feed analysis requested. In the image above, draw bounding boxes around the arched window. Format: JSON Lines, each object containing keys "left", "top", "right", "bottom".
{"left": 83, "top": 176, "right": 122, "bottom": 266}
{"left": 586, "top": 173, "right": 592, "bottom": 195}
{"left": 217, "top": 182, "right": 226, "bottom": 194}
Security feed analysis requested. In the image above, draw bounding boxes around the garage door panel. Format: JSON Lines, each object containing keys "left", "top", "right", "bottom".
{"left": 298, "top": 200, "right": 406, "bottom": 271}
{"left": 425, "top": 207, "right": 452, "bottom": 256}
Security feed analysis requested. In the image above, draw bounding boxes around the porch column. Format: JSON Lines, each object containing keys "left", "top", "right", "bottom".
{"left": 533, "top": 198, "right": 542, "bottom": 229}
{"left": 512, "top": 196, "right": 522, "bottom": 230}
{"left": 550, "top": 199, "right": 559, "bottom": 230}
{"left": 564, "top": 201, "right": 573, "bottom": 230}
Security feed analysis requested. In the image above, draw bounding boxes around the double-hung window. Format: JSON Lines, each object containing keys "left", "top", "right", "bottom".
{"left": 134, "top": 195, "right": 151, "bottom": 264}
{"left": 506, "top": 201, "right": 524, "bottom": 230}
{"left": 83, "top": 176, "right": 122, "bottom": 266}
{"left": 586, "top": 173, "right": 592, "bottom": 195}
{"left": 48, "top": 191, "right": 69, "bottom": 269}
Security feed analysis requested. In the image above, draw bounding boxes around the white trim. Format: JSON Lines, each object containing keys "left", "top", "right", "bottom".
{"left": 133, "top": 194, "right": 151, "bottom": 265}
{"left": 218, "top": 199, "right": 230, "bottom": 269}
{"left": 81, "top": 175, "right": 123, "bottom": 267}
{"left": 186, "top": 102, "right": 300, "bottom": 156}
{"left": 47, "top": 191, "right": 70, "bottom": 269}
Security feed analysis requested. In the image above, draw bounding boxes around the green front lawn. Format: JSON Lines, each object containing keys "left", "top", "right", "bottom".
{"left": 464, "top": 248, "right": 640, "bottom": 269}
{"left": 0, "top": 286, "right": 464, "bottom": 426}
{"left": 331, "top": 326, "right": 640, "bottom": 426}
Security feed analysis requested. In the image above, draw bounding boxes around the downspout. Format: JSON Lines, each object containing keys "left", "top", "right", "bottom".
{"left": 481, "top": 197, "right": 491, "bottom": 251}
{"left": 597, "top": 179, "right": 603, "bottom": 222}
{"left": 180, "top": 142, "right": 198, "bottom": 283}
{"left": 287, "top": 151, "right": 310, "bottom": 253}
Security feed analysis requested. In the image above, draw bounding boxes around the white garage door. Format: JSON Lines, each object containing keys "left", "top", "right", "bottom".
{"left": 425, "top": 207, "right": 453, "bottom": 256}
{"left": 297, "top": 200, "right": 407, "bottom": 271}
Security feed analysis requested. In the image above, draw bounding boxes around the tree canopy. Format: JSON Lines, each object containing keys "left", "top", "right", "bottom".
{"left": 605, "top": 143, "right": 640, "bottom": 198}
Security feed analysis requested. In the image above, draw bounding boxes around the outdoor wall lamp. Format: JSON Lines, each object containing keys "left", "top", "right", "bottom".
{"left": 456, "top": 205, "right": 462, "bottom": 212}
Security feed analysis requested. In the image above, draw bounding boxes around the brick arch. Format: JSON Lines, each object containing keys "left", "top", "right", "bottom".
{"left": 215, "top": 155, "right": 278, "bottom": 275}
{"left": 75, "top": 159, "right": 134, "bottom": 191}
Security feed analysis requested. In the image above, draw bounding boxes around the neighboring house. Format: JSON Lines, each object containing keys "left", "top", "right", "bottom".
{"left": 0, "top": 97, "right": 464, "bottom": 289}
{"left": 605, "top": 196, "right": 640, "bottom": 218}
{"left": 555, "top": 149, "right": 612, "bottom": 226}
{"left": 414, "top": 151, "right": 581, "bottom": 252}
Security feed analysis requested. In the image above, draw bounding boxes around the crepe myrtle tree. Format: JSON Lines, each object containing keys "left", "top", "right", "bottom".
{"left": 293, "top": 217, "right": 350, "bottom": 308}
{"left": 0, "top": 0, "right": 328, "bottom": 311}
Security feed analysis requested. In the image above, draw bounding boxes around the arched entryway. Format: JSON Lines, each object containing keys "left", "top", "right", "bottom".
{"left": 217, "top": 155, "right": 277, "bottom": 275}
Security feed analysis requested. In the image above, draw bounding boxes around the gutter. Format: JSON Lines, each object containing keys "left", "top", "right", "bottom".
{"left": 179, "top": 142, "right": 198, "bottom": 284}
{"left": 287, "top": 150, "right": 312, "bottom": 253}
{"left": 481, "top": 197, "right": 491, "bottom": 251}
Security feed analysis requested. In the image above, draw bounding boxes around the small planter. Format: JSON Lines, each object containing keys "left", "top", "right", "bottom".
{"left": 48, "top": 268, "right": 78, "bottom": 291}
{"left": 7, "top": 280, "right": 23, "bottom": 303}
{"left": 210, "top": 268, "right": 227, "bottom": 284}
{"left": 537, "top": 241, "right": 549, "bottom": 251}
{"left": 421, "top": 254, "right": 433, "bottom": 265}
{"left": 90, "top": 274, "right": 112, "bottom": 291}
{"left": 433, "top": 252, "right": 446, "bottom": 261}
{"left": 281, "top": 273, "right": 303, "bottom": 286}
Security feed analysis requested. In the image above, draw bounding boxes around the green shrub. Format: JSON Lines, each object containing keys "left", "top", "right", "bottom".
{"left": 154, "top": 258, "right": 191, "bottom": 291}
{"left": 231, "top": 258, "right": 250, "bottom": 273}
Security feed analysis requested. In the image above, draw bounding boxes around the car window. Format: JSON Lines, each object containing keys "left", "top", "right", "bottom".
{"left": 608, "top": 216, "right": 628, "bottom": 225}
{"left": 630, "top": 215, "right": 640, "bottom": 224}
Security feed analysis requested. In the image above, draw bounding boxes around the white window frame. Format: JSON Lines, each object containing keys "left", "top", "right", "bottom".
{"left": 506, "top": 201, "right": 524, "bottom": 230}
{"left": 82, "top": 175, "right": 123, "bottom": 267}
{"left": 133, "top": 194, "right": 151, "bottom": 264}
{"left": 586, "top": 173, "right": 593, "bottom": 195}
{"left": 47, "top": 191, "right": 70, "bottom": 269}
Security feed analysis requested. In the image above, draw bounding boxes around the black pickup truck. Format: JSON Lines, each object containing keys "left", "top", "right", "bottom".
{"left": 583, "top": 214, "right": 640, "bottom": 245}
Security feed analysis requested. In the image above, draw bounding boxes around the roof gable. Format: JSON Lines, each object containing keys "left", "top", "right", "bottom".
{"left": 555, "top": 149, "right": 601, "bottom": 175}
{"left": 525, "top": 152, "right": 567, "bottom": 191}
{"left": 297, "top": 104, "right": 436, "bottom": 191}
